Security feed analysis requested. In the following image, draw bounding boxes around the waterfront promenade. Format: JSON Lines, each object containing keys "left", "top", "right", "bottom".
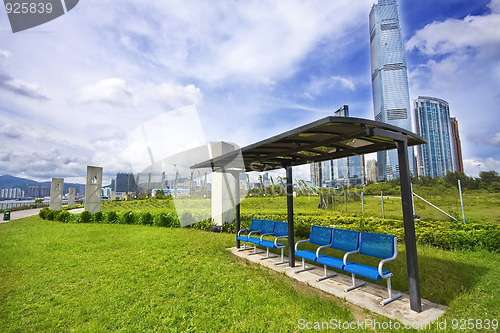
{"left": 1, "top": 207, "right": 84, "bottom": 224}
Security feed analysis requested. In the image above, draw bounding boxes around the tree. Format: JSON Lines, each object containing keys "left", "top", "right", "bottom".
{"left": 479, "top": 171, "right": 500, "bottom": 188}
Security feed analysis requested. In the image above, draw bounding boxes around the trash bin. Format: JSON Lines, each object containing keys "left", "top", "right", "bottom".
{"left": 3, "top": 210, "right": 10, "bottom": 221}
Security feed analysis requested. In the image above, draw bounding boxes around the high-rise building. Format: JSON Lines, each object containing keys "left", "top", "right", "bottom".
{"left": 310, "top": 106, "right": 365, "bottom": 188}
{"left": 413, "top": 96, "right": 455, "bottom": 178}
{"left": 115, "top": 173, "right": 137, "bottom": 193}
{"left": 366, "top": 159, "right": 378, "bottom": 184}
{"left": 450, "top": 117, "right": 464, "bottom": 173}
{"left": 369, "top": 0, "right": 415, "bottom": 181}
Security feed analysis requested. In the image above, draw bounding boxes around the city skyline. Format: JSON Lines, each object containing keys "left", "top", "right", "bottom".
{"left": 0, "top": 0, "right": 499, "bottom": 183}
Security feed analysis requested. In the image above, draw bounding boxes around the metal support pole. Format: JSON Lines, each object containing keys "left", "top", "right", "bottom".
{"left": 344, "top": 191, "right": 347, "bottom": 213}
{"left": 395, "top": 138, "right": 422, "bottom": 313}
{"left": 235, "top": 171, "right": 241, "bottom": 248}
{"left": 413, "top": 192, "right": 458, "bottom": 221}
{"left": 361, "top": 191, "right": 364, "bottom": 215}
{"left": 410, "top": 183, "right": 415, "bottom": 217}
{"left": 381, "top": 191, "right": 385, "bottom": 219}
{"left": 285, "top": 163, "right": 295, "bottom": 267}
{"left": 458, "top": 180, "right": 466, "bottom": 223}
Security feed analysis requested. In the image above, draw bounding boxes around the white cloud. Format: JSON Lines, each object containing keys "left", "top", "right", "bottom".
{"left": 464, "top": 157, "right": 500, "bottom": 177}
{"left": 74, "top": 78, "right": 133, "bottom": 106}
{"left": 304, "top": 75, "right": 356, "bottom": 99}
{"left": 406, "top": 4, "right": 500, "bottom": 57}
{"left": 331, "top": 76, "right": 356, "bottom": 91}
{"left": 0, "top": 49, "right": 11, "bottom": 63}
{"left": 136, "top": 82, "right": 204, "bottom": 110}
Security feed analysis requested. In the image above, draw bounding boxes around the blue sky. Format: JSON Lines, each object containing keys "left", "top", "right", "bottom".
{"left": 0, "top": 0, "right": 499, "bottom": 184}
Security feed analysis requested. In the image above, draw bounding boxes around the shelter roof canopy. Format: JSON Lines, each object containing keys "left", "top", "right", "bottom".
{"left": 191, "top": 116, "right": 425, "bottom": 172}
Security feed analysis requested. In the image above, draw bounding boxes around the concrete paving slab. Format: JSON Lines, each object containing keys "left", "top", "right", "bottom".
{"left": 228, "top": 247, "right": 447, "bottom": 327}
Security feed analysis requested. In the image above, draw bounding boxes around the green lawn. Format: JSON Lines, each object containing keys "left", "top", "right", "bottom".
{"left": 1, "top": 217, "right": 499, "bottom": 332}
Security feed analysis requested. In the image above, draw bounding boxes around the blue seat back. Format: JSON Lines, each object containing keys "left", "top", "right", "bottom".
{"left": 359, "top": 232, "right": 395, "bottom": 259}
{"left": 273, "top": 221, "right": 288, "bottom": 237}
{"left": 332, "top": 228, "right": 359, "bottom": 252}
{"left": 260, "top": 220, "right": 275, "bottom": 234}
{"left": 249, "top": 219, "right": 263, "bottom": 232}
{"left": 309, "top": 226, "right": 332, "bottom": 246}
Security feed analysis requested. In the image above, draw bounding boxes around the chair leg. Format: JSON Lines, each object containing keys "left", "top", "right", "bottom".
{"left": 295, "top": 258, "right": 315, "bottom": 273}
{"left": 275, "top": 247, "right": 289, "bottom": 265}
{"left": 248, "top": 244, "right": 264, "bottom": 255}
{"left": 317, "top": 265, "right": 337, "bottom": 281}
{"left": 380, "top": 277, "right": 402, "bottom": 306}
{"left": 344, "top": 274, "right": 365, "bottom": 292}
{"left": 238, "top": 242, "right": 252, "bottom": 251}
{"left": 260, "top": 247, "right": 278, "bottom": 260}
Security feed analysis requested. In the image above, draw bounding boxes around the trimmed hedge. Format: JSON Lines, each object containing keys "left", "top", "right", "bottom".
{"left": 39, "top": 209, "right": 181, "bottom": 230}
{"left": 37, "top": 208, "right": 500, "bottom": 252}
{"left": 240, "top": 213, "right": 500, "bottom": 253}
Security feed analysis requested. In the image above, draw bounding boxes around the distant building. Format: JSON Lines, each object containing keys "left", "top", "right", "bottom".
{"left": 310, "top": 105, "right": 365, "bottom": 188}
{"left": 450, "top": 117, "right": 464, "bottom": 173}
{"left": 0, "top": 187, "right": 24, "bottom": 199}
{"left": 310, "top": 162, "right": 322, "bottom": 188}
{"left": 115, "top": 173, "right": 137, "bottom": 193}
{"left": 413, "top": 96, "right": 455, "bottom": 178}
{"left": 366, "top": 159, "right": 378, "bottom": 183}
{"left": 369, "top": 0, "right": 416, "bottom": 180}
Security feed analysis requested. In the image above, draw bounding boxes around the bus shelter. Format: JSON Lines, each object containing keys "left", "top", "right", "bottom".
{"left": 191, "top": 116, "right": 425, "bottom": 312}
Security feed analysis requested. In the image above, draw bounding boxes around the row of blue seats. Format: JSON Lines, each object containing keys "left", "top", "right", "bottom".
{"left": 236, "top": 219, "right": 289, "bottom": 265}
{"left": 295, "top": 225, "right": 401, "bottom": 306}
{"left": 237, "top": 219, "right": 401, "bottom": 306}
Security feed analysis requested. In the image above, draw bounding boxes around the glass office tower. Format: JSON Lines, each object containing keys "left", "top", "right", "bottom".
{"left": 369, "top": 0, "right": 415, "bottom": 181}
{"left": 413, "top": 96, "right": 456, "bottom": 178}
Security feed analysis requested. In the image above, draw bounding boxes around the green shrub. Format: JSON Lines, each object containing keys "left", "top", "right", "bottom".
{"left": 221, "top": 222, "right": 236, "bottom": 233}
{"left": 153, "top": 213, "right": 178, "bottom": 227}
{"left": 106, "top": 211, "right": 118, "bottom": 224}
{"left": 46, "top": 210, "right": 58, "bottom": 221}
{"left": 80, "top": 211, "right": 92, "bottom": 223}
{"left": 139, "top": 212, "right": 153, "bottom": 226}
{"left": 56, "top": 211, "right": 71, "bottom": 223}
{"left": 39, "top": 207, "right": 50, "bottom": 220}
{"left": 93, "top": 211, "right": 103, "bottom": 223}
{"left": 121, "top": 211, "right": 135, "bottom": 225}
{"left": 190, "top": 218, "right": 215, "bottom": 231}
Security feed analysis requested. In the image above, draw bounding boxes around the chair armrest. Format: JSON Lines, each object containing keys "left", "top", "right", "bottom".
{"left": 295, "top": 239, "right": 310, "bottom": 252}
{"left": 274, "top": 235, "right": 288, "bottom": 247}
{"left": 248, "top": 230, "right": 261, "bottom": 237}
{"left": 316, "top": 244, "right": 332, "bottom": 258}
{"left": 378, "top": 238, "right": 398, "bottom": 279}
{"left": 237, "top": 228, "right": 249, "bottom": 237}
{"left": 260, "top": 232, "right": 274, "bottom": 241}
{"left": 343, "top": 249, "right": 360, "bottom": 265}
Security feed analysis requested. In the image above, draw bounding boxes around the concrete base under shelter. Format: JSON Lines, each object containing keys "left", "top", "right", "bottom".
{"left": 228, "top": 247, "right": 446, "bottom": 327}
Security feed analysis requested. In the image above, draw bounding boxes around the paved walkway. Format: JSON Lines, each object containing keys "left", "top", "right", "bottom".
{"left": 1, "top": 207, "right": 84, "bottom": 224}
{"left": 229, "top": 247, "right": 446, "bottom": 327}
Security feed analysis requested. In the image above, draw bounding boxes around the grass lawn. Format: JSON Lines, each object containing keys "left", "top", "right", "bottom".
{"left": 1, "top": 217, "right": 499, "bottom": 332}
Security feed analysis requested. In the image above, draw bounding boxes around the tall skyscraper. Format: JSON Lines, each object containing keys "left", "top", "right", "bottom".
{"left": 413, "top": 96, "right": 455, "bottom": 178}
{"left": 450, "top": 117, "right": 464, "bottom": 173}
{"left": 369, "top": 0, "right": 415, "bottom": 181}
